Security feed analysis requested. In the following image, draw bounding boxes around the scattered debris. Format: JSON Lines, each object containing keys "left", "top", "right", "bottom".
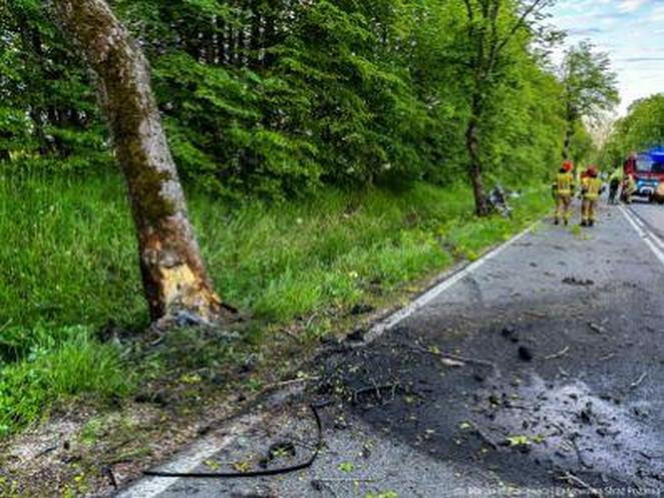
{"left": 558, "top": 472, "right": 603, "bottom": 497}
{"left": 268, "top": 441, "right": 297, "bottom": 461}
{"left": 413, "top": 344, "right": 496, "bottom": 370}
{"left": 441, "top": 358, "right": 466, "bottom": 368}
{"left": 544, "top": 346, "right": 570, "bottom": 361}
{"left": 469, "top": 422, "right": 500, "bottom": 450}
{"left": 518, "top": 346, "right": 534, "bottom": 362}
{"left": 266, "top": 375, "right": 321, "bottom": 390}
{"left": 587, "top": 322, "right": 605, "bottom": 334}
{"left": 571, "top": 434, "right": 593, "bottom": 469}
{"left": 346, "top": 329, "right": 366, "bottom": 342}
{"left": 352, "top": 383, "right": 401, "bottom": 405}
{"left": 101, "top": 465, "right": 118, "bottom": 489}
{"left": 629, "top": 372, "right": 648, "bottom": 390}
{"left": 501, "top": 326, "right": 519, "bottom": 343}
{"left": 562, "top": 277, "right": 595, "bottom": 286}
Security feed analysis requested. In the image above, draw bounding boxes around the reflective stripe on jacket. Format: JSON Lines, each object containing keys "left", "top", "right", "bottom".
{"left": 583, "top": 177, "right": 602, "bottom": 200}
{"left": 555, "top": 172, "right": 574, "bottom": 196}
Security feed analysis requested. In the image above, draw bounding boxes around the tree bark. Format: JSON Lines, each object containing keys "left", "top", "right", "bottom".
{"left": 562, "top": 122, "right": 573, "bottom": 160}
{"left": 465, "top": 97, "right": 489, "bottom": 217}
{"left": 50, "top": 0, "right": 227, "bottom": 326}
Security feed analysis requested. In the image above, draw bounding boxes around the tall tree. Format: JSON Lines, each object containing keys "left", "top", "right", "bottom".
{"left": 458, "top": 0, "right": 555, "bottom": 216}
{"left": 48, "top": 0, "right": 228, "bottom": 327}
{"left": 601, "top": 93, "right": 664, "bottom": 167}
{"left": 560, "top": 41, "right": 619, "bottom": 160}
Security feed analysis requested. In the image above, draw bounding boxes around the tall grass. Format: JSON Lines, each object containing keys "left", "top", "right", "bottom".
{"left": 0, "top": 171, "right": 549, "bottom": 434}
{"left": 0, "top": 326, "right": 131, "bottom": 435}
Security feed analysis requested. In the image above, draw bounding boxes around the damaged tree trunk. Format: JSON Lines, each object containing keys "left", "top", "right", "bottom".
{"left": 466, "top": 95, "right": 489, "bottom": 217}
{"left": 50, "top": 0, "right": 228, "bottom": 326}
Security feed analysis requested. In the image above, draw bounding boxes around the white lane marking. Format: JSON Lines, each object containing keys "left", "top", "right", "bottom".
{"left": 620, "top": 206, "right": 646, "bottom": 237}
{"left": 363, "top": 220, "right": 540, "bottom": 344}
{"left": 620, "top": 207, "right": 664, "bottom": 266}
{"left": 116, "top": 414, "right": 261, "bottom": 498}
{"left": 120, "top": 218, "right": 542, "bottom": 497}
{"left": 630, "top": 208, "right": 664, "bottom": 250}
{"left": 632, "top": 213, "right": 645, "bottom": 228}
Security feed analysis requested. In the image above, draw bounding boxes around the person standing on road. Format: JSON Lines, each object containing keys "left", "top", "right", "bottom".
{"left": 581, "top": 166, "right": 602, "bottom": 227}
{"left": 608, "top": 166, "right": 622, "bottom": 204}
{"left": 622, "top": 173, "right": 637, "bottom": 204}
{"left": 553, "top": 161, "right": 575, "bottom": 225}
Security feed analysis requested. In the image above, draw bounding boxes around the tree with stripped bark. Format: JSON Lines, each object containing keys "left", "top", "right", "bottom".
{"left": 48, "top": 0, "right": 232, "bottom": 327}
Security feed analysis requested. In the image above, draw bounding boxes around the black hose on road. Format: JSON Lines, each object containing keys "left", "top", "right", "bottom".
{"left": 143, "top": 403, "right": 325, "bottom": 479}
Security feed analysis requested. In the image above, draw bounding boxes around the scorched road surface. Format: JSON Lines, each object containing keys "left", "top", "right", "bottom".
{"left": 121, "top": 203, "right": 664, "bottom": 498}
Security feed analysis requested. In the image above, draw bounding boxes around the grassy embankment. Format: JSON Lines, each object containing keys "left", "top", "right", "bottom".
{"left": 0, "top": 171, "right": 550, "bottom": 436}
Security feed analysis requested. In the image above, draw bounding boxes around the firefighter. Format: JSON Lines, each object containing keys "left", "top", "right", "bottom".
{"left": 553, "top": 160, "right": 574, "bottom": 225}
{"left": 622, "top": 173, "right": 637, "bottom": 204}
{"left": 608, "top": 166, "right": 622, "bottom": 204}
{"left": 581, "top": 165, "right": 602, "bottom": 227}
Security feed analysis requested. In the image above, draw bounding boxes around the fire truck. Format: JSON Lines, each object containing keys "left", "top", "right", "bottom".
{"left": 627, "top": 148, "right": 664, "bottom": 203}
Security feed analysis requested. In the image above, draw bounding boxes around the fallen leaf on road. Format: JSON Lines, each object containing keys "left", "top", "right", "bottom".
{"left": 506, "top": 435, "right": 530, "bottom": 447}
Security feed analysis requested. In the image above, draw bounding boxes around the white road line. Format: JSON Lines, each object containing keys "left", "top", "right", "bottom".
{"left": 116, "top": 414, "right": 262, "bottom": 498}
{"left": 629, "top": 208, "right": 664, "bottom": 250}
{"left": 119, "top": 218, "right": 542, "bottom": 497}
{"left": 632, "top": 213, "right": 645, "bottom": 228}
{"left": 620, "top": 207, "right": 664, "bottom": 266}
{"left": 620, "top": 206, "right": 646, "bottom": 237}
{"left": 362, "top": 220, "right": 540, "bottom": 344}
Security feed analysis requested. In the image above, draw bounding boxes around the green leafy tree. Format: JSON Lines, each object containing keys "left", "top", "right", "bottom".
{"left": 560, "top": 40, "right": 619, "bottom": 160}
{"left": 0, "top": 0, "right": 588, "bottom": 203}
{"left": 454, "top": 0, "right": 557, "bottom": 216}
{"left": 601, "top": 93, "right": 664, "bottom": 167}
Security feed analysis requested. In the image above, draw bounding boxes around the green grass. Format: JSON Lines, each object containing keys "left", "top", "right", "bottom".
{"left": 0, "top": 326, "right": 131, "bottom": 435}
{"left": 0, "top": 171, "right": 550, "bottom": 435}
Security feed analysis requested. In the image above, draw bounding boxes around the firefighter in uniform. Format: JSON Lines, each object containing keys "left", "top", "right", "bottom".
{"left": 622, "top": 173, "right": 637, "bottom": 204}
{"left": 553, "top": 160, "right": 574, "bottom": 225}
{"left": 581, "top": 165, "right": 602, "bottom": 227}
{"left": 608, "top": 166, "right": 622, "bottom": 204}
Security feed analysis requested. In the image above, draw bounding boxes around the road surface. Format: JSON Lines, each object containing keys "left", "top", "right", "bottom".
{"left": 119, "top": 202, "right": 664, "bottom": 498}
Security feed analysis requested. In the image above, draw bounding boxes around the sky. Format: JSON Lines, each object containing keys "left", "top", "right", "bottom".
{"left": 549, "top": 0, "right": 664, "bottom": 115}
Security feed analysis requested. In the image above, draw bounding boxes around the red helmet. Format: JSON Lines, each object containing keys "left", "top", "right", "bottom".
{"left": 562, "top": 160, "right": 573, "bottom": 172}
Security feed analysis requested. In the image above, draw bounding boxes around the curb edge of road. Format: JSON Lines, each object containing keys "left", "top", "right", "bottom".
{"left": 360, "top": 218, "right": 543, "bottom": 346}
{"left": 115, "top": 217, "right": 543, "bottom": 498}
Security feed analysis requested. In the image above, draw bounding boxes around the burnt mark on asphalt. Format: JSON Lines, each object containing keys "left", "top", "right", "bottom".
{"left": 311, "top": 277, "right": 664, "bottom": 493}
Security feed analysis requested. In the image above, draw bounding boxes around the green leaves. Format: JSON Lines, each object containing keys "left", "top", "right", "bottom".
{"left": 6, "top": 0, "right": 592, "bottom": 198}
{"left": 562, "top": 41, "right": 620, "bottom": 122}
{"left": 606, "top": 94, "right": 664, "bottom": 158}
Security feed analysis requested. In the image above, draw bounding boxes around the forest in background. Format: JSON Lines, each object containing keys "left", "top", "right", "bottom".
{"left": 2, "top": 0, "right": 592, "bottom": 198}
{"left": 601, "top": 93, "right": 664, "bottom": 165}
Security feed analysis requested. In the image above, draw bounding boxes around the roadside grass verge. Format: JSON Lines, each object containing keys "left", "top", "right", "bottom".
{"left": 0, "top": 171, "right": 549, "bottom": 437}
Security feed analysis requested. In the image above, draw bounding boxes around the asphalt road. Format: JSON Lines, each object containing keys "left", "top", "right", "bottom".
{"left": 120, "top": 201, "right": 664, "bottom": 498}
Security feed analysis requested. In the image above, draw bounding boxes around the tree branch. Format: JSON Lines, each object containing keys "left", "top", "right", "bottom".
{"left": 492, "top": 0, "right": 548, "bottom": 65}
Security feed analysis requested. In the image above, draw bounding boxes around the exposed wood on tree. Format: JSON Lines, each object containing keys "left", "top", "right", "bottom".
{"left": 50, "top": 0, "right": 229, "bottom": 326}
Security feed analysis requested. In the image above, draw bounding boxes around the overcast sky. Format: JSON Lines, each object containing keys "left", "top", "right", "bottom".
{"left": 549, "top": 0, "right": 664, "bottom": 115}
